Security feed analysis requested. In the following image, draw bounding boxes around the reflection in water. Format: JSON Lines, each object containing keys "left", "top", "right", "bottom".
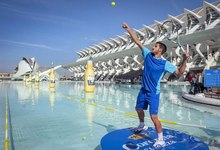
{"left": 84, "top": 92, "right": 95, "bottom": 136}
{"left": 14, "top": 82, "right": 41, "bottom": 106}
{"left": 176, "top": 109, "right": 183, "bottom": 121}
{"left": 49, "top": 88, "right": 56, "bottom": 112}
{"left": 2, "top": 81, "right": 220, "bottom": 149}
{"left": 67, "top": 83, "right": 137, "bottom": 112}
{"left": 33, "top": 85, "right": 39, "bottom": 105}
{"left": 68, "top": 82, "right": 84, "bottom": 97}
{"left": 15, "top": 82, "right": 57, "bottom": 110}
{"left": 34, "top": 85, "right": 39, "bottom": 99}
{"left": 93, "top": 83, "right": 138, "bottom": 112}
{"left": 16, "top": 82, "right": 33, "bottom": 102}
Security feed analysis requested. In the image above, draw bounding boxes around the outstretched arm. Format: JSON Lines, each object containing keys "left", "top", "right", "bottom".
{"left": 122, "top": 22, "right": 144, "bottom": 50}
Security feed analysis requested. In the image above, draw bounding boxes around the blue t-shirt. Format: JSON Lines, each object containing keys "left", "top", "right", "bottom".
{"left": 142, "top": 47, "right": 176, "bottom": 94}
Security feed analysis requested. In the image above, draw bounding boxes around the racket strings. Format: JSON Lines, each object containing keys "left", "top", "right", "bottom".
{"left": 160, "top": 20, "right": 184, "bottom": 38}
{"left": 159, "top": 21, "right": 175, "bottom": 43}
{"left": 161, "top": 20, "right": 186, "bottom": 52}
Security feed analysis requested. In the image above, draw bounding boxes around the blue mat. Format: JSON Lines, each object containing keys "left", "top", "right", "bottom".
{"left": 101, "top": 127, "right": 209, "bottom": 150}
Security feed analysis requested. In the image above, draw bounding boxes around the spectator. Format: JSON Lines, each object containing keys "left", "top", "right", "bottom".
{"left": 197, "top": 73, "right": 204, "bottom": 93}
{"left": 189, "top": 73, "right": 198, "bottom": 94}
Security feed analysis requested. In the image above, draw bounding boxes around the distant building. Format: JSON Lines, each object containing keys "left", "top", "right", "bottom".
{"left": 12, "top": 57, "right": 62, "bottom": 81}
{"left": 0, "top": 73, "right": 12, "bottom": 81}
{"left": 0, "top": 73, "right": 11, "bottom": 77}
{"left": 13, "top": 57, "right": 39, "bottom": 78}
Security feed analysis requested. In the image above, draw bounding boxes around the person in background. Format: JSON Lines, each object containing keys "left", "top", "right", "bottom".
{"left": 188, "top": 72, "right": 196, "bottom": 94}
{"left": 197, "top": 72, "right": 204, "bottom": 93}
{"left": 192, "top": 74, "right": 198, "bottom": 94}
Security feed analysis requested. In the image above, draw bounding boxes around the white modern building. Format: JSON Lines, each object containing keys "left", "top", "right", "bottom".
{"left": 63, "top": 1, "right": 220, "bottom": 81}
{"left": 13, "top": 57, "right": 39, "bottom": 79}
{"left": 13, "top": 57, "right": 62, "bottom": 81}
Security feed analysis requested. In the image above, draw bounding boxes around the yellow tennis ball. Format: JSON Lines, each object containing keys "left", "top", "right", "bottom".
{"left": 111, "top": 1, "right": 116, "bottom": 6}
{"left": 82, "top": 136, "right": 87, "bottom": 140}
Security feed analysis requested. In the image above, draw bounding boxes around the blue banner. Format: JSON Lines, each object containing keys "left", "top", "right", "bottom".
{"left": 204, "top": 69, "right": 220, "bottom": 87}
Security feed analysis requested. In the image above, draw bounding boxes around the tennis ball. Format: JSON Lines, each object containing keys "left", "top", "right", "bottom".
{"left": 82, "top": 136, "right": 87, "bottom": 140}
{"left": 111, "top": 1, "right": 116, "bottom": 6}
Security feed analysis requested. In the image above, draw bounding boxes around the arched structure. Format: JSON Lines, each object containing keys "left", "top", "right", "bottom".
{"left": 63, "top": 1, "right": 220, "bottom": 81}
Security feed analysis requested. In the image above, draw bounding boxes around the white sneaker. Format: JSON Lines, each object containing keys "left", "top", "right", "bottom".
{"left": 153, "top": 139, "right": 165, "bottom": 148}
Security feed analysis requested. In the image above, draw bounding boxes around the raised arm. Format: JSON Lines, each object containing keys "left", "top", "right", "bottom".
{"left": 122, "top": 22, "right": 144, "bottom": 50}
{"left": 174, "top": 51, "right": 190, "bottom": 78}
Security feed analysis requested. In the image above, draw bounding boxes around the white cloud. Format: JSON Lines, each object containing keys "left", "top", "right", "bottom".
{"left": 0, "top": 39, "right": 72, "bottom": 53}
{"left": 0, "top": 1, "right": 81, "bottom": 25}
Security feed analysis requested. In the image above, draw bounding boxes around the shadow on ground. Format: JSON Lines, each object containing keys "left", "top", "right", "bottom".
{"left": 93, "top": 121, "right": 117, "bottom": 150}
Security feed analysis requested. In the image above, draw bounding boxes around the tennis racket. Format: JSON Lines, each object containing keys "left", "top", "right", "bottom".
{"left": 160, "top": 20, "right": 185, "bottom": 53}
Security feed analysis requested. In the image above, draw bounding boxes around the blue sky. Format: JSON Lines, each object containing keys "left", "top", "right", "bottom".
{"left": 0, "top": 0, "right": 217, "bottom": 74}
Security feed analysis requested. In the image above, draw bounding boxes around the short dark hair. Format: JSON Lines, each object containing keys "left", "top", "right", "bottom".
{"left": 156, "top": 41, "right": 167, "bottom": 54}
